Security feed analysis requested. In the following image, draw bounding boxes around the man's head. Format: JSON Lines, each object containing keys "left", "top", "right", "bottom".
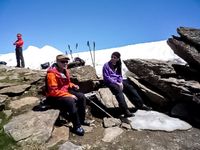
{"left": 56, "top": 54, "right": 70, "bottom": 70}
{"left": 17, "top": 33, "right": 22, "bottom": 39}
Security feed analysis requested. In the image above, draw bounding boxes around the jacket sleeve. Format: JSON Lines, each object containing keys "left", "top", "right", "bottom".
{"left": 47, "top": 72, "right": 74, "bottom": 97}
{"left": 103, "top": 63, "right": 118, "bottom": 85}
{"left": 66, "top": 69, "right": 76, "bottom": 88}
{"left": 15, "top": 39, "right": 24, "bottom": 47}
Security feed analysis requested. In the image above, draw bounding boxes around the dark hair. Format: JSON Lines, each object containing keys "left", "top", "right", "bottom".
{"left": 112, "top": 52, "right": 121, "bottom": 58}
{"left": 17, "top": 33, "right": 22, "bottom": 37}
{"left": 110, "top": 51, "right": 122, "bottom": 75}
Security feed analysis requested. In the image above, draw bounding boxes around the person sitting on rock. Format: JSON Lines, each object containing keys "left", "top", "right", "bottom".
{"left": 102, "top": 52, "right": 152, "bottom": 117}
{"left": 45, "top": 54, "right": 90, "bottom": 136}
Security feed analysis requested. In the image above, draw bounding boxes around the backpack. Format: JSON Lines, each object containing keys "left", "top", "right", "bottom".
{"left": 41, "top": 62, "right": 50, "bottom": 69}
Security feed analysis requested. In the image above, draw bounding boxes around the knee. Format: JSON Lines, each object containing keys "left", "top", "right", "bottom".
{"left": 65, "top": 98, "right": 76, "bottom": 106}
{"left": 114, "top": 88, "right": 123, "bottom": 96}
{"left": 77, "top": 92, "right": 85, "bottom": 98}
{"left": 109, "top": 85, "right": 122, "bottom": 94}
{"left": 65, "top": 99, "right": 77, "bottom": 114}
{"left": 76, "top": 93, "right": 86, "bottom": 102}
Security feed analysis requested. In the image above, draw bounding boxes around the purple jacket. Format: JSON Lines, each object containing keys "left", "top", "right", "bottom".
{"left": 102, "top": 62, "right": 123, "bottom": 85}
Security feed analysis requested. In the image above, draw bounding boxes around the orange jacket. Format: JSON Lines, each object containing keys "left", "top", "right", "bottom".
{"left": 46, "top": 64, "right": 76, "bottom": 97}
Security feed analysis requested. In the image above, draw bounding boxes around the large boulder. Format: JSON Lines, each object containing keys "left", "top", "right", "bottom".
{"left": 69, "top": 65, "right": 99, "bottom": 93}
{"left": 3, "top": 109, "right": 60, "bottom": 145}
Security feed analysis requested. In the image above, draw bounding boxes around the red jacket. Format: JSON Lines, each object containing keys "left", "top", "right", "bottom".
{"left": 46, "top": 64, "right": 76, "bottom": 97}
{"left": 14, "top": 38, "right": 24, "bottom": 48}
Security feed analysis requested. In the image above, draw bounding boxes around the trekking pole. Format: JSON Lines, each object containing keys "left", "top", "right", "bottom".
{"left": 87, "top": 41, "right": 94, "bottom": 68}
{"left": 75, "top": 43, "right": 78, "bottom": 51}
{"left": 85, "top": 93, "right": 114, "bottom": 118}
{"left": 68, "top": 44, "right": 73, "bottom": 60}
{"left": 89, "top": 99, "right": 114, "bottom": 118}
{"left": 93, "top": 41, "right": 96, "bottom": 69}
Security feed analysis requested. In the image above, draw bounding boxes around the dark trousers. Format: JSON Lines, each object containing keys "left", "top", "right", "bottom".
{"left": 15, "top": 47, "right": 25, "bottom": 67}
{"left": 106, "top": 79, "right": 144, "bottom": 111}
{"left": 123, "top": 80, "right": 144, "bottom": 108}
{"left": 106, "top": 82, "right": 128, "bottom": 111}
{"left": 47, "top": 89, "right": 86, "bottom": 129}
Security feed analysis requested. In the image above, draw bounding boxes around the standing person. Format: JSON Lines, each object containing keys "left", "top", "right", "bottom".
{"left": 45, "top": 54, "right": 90, "bottom": 136}
{"left": 102, "top": 52, "right": 151, "bottom": 117}
{"left": 13, "top": 33, "right": 25, "bottom": 67}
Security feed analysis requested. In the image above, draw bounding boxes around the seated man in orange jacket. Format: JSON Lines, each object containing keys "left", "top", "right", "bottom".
{"left": 46, "top": 54, "right": 89, "bottom": 136}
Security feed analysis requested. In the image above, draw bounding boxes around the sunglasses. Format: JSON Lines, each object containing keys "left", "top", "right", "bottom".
{"left": 59, "top": 60, "right": 69, "bottom": 64}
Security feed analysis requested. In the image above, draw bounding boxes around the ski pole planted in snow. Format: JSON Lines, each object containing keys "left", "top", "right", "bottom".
{"left": 93, "top": 41, "right": 96, "bottom": 69}
{"left": 87, "top": 41, "right": 95, "bottom": 68}
{"left": 68, "top": 44, "right": 73, "bottom": 60}
{"left": 76, "top": 43, "right": 78, "bottom": 50}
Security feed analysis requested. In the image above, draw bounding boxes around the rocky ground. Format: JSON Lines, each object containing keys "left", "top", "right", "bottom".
{"left": 0, "top": 64, "right": 199, "bottom": 150}
{"left": 1, "top": 106, "right": 200, "bottom": 150}
{"left": 43, "top": 104, "right": 200, "bottom": 150}
{"left": 66, "top": 117, "right": 200, "bottom": 150}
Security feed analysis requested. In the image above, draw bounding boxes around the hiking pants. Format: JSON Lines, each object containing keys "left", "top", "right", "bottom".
{"left": 106, "top": 80, "right": 144, "bottom": 110}
{"left": 122, "top": 80, "right": 144, "bottom": 108}
{"left": 106, "top": 82, "right": 129, "bottom": 111}
{"left": 47, "top": 89, "right": 86, "bottom": 129}
{"left": 15, "top": 47, "right": 25, "bottom": 67}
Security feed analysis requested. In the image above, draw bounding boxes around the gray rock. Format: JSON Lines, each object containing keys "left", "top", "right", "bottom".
{"left": 102, "top": 127, "right": 124, "bottom": 142}
{"left": 0, "top": 84, "right": 31, "bottom": 95}
{"left": 0, "top": 95, "right": 8, "bottom": 110}
{"left": 3, "top": 109, "right": 59, "bottom": 145}
{"left": 168, "top": 38, "right": 200, "bottom": 69}
{"left": 8, "top": 73, "right": 20, "bottom": 80}
{"left": 103, "top": 117, "right": 121, "bottom": 128}
{"left": 124, "top": 59, "right": 200, "bottom": 104}
{"left": 47, "top": 126, "right": 69, "bottom": 148}
{"left": 98, "top": 88, "right": 134, "bottom": 108}
{"left": 8, "top": 96, "right": 40, "bottom": 111}
{"left": 177, "top": 27, "right": 200, "bottom": 46}
{"left": 59, "top": 141, "right": 82, "bottom": 150}
{"left": 0, "top": 83, "right": 16, "bottom": 89}
{"left": 128, "top": 76, "right": 168, "bottom": 107}
{"left": 120, "top": 122, "right": 132, "bottom": 130}
{"left": 3, "top": 110, "right": 12, "bottom": 119}
{"left": 69, "top": 65, "right": 99, "bottom": 93}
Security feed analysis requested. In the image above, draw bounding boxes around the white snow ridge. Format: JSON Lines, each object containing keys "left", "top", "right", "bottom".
{"left": 0, "top": 40, "right": 185, "bottom": 75}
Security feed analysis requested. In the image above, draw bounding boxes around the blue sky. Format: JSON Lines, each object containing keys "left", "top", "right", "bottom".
{"left": 1, "top": 0, "right": 200, "bottom": 54}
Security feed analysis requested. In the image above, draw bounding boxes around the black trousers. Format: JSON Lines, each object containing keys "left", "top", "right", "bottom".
{"left": 15, "top": 47, "right": 25, "bottom": 67}
{"left": 106, "top": 79, "right": 144, "bottom": 111}
{"left": 47, "top": 89, "right": 86, "bottom": 129}
{"left": 123, "top": 80, "right": 144, "bottom": 108}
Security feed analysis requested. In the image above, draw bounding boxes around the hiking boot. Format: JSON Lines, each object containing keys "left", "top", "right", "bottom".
{"left": 124, "top": 109, "right": 135, "bottom": 118}
{"left": 141, "top": 104, "right": 152, "bottom": 111}
{"left": 73, "top": 127, "right": 85, "bottom": 136}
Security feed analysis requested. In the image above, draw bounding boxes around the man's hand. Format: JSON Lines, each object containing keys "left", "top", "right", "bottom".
{"left": 73, "top": 85, "right": 80, "bottom": 90}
